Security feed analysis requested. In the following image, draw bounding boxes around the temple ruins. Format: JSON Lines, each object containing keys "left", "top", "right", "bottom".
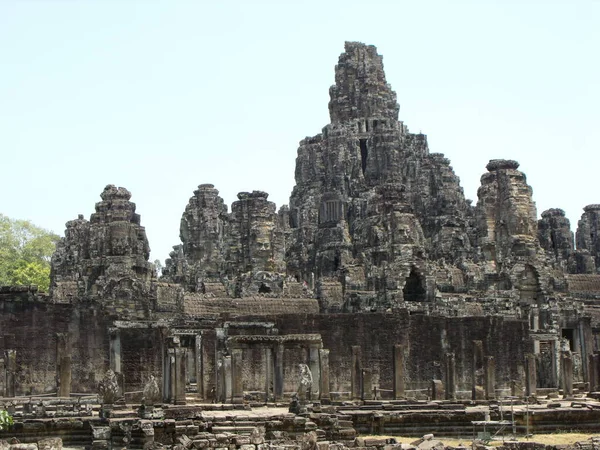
{"left": 3, "top": 41, "right": 600, "bottom": 447}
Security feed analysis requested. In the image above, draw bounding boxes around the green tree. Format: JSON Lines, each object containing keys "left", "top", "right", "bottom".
{"left": 0, "top": 214, "right": 60, "bottom": 292}
{"left": 0, "top": 409, "right": 13, "bottom": 431}
{"left": 153, "top": 259, "right": 163, "bottom": 277}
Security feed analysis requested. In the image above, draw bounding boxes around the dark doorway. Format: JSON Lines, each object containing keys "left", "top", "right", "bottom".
{"left": 360, "top": 139, "right": 368, "bottom": 175}
{"left": 403, "top": 268, "right": 426, "bottom": 301}
{"left": 562, "top": 328, "right": 574, "bottom": 351}
{"left": 259, "top": 283, "right": 271, "bottom": 294}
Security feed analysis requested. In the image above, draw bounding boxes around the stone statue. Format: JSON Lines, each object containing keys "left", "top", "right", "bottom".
{"left": 142, "top": 375, "right": 161, "bottom": 405}
{"left": 98, "top": 369, "right": 120, "bottom": 405}
{"left": 298, "top": 363, "right": 313, "bottom": 401}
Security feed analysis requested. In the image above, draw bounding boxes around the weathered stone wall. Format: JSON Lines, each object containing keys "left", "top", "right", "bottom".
{"left": 0, "top": 296, "right": 109, "bottom": 395}
{"left": 247, "top": 312, "right": 531, "bottom": 396}
{"left": 119, "top": 327, "right": 163, "bottom": 392}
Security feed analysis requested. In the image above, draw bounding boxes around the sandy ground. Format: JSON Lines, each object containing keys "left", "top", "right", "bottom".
{"left": 377, "top": 433, "right": 600, "bottom": 447}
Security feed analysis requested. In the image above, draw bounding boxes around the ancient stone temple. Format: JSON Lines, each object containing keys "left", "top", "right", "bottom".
{"left": 4, "top": 43, "right": 600, "bottom": 445}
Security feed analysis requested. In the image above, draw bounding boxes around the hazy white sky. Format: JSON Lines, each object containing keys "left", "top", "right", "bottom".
{"left": 1, "top": 0, "right": 598, "bottom": 263}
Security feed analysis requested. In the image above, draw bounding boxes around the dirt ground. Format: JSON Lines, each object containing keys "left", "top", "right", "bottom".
{"left": 375, "top": 433, "right": 600, "bottom": 447}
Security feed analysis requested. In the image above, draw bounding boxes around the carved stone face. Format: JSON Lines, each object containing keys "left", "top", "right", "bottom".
{"left": 110, "top": 224, "right": 130, "bottom": 256}
{"left": 251, "top": 224, "right": 273, "bottom": 266}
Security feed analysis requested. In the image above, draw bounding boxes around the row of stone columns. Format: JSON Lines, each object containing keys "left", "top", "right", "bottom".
{"left": 352, "top": 342, "right": 499, "bottom": 401}
{"left": 525, "top": 350, "right": 576, "bottom": 398}
{"left": 225, "top": 343, "right": 331, "bottom": 404}
{"left": 352, "top": 344, "right": 407, "bottom": 401}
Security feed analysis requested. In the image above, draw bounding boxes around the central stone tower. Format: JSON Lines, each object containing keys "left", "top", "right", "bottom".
{"left": 287, "top": 42, "right": 475, "bottom": 311}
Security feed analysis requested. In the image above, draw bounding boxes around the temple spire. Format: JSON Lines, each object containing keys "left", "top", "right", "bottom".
{"left": 328, "top": 41, "right": 400, "bottom": 123}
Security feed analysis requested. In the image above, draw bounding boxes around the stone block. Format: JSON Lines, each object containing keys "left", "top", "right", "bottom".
{"left": 9, "top": 445, "right": 38, "bottom": 450}
{"left": 91, "top": 442, "right": 109, "bottom": 450}
{"left": 37, "top": 439, "right": 62, "bottom": 450}
{"left": 234, "top": 437, "right": 251, "bottom": 446}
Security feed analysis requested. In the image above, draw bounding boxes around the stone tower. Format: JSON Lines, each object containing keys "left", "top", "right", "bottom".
{"left": 288, "top": 41, "right": 472, "bottom": 310}
{"left": 575, "top": 204, "right": 600, "bottom": 273}
{"left": 50, "top": 185, "right": 154, "bottom": 311}
{"left": 164, "top": 187, "right": 290, "bottom": 297}
{"left": 538, "top": 208, "right": 575, "bottom": 271}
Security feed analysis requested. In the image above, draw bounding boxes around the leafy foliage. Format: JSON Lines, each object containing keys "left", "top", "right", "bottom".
{"left": 0, "top": 214, "right": 60, "bottom": 292}
{"left": 153, "top": 259, "right": 163, "bottom": 277}
{"left": 0, "top": 409, "right": 13, "bottom": 431}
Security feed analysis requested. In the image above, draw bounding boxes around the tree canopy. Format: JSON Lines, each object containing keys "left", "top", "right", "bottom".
{"left": 0, "top": 214, "right": 60, "bottom": 292}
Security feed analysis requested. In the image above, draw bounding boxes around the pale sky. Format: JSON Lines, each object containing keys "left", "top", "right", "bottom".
{"left": 1, "top": 0, "right": 599, "bottom": 264}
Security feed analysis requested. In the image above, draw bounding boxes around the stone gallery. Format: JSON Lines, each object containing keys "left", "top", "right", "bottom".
{"left": 3, "top": 42, "right": 600, "bottom": 446}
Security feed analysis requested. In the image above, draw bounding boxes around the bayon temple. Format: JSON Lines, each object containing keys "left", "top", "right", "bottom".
{"left": 3, "top": 42, "right": 600, "bottom": 446}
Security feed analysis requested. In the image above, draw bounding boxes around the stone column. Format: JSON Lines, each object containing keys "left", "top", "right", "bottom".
{"left": 308, "top": 345, "right": 320, "bottom": 399}
{"left": 167, "top": 348, "right": 176, "bottom": 403}
{"left": 223, "top": 355, "right": 232, "bottom": 403}
{"left": 110, "top": 329, "right": 125, "bottom": 397}
{"left": 170, "top": 347, "right": 187, "bottom": 405}
{"left": 531, "top": 307, "right": 540, "bottom": 354}
{"left": 351, "top": 346, "right": 362, "bottom": 400}
{"left": 445, "top": 353, "right": 456, "bottom": 400}
{"left": 472, "top": 340, "right": 484, "bottom": 400}
{"left": 195, "top": 334, "right": 204, "bottom": 399}
{"left": 319, "top": 349, "right": 330, "bottom": 402}
{"left": 562, "top": 351, "right": 573, "bottom": 398}
{"left": 231, "top": 348, "right": 244, "bottom": 404}
{"left": 162, "top": 344, "right": 170, "bottom": 403}
{"left": 109, "top": 329, "right": 122, "bottom": 374}
{"left": 525, "top": 353, "right": 537, "bottom": 397}
{"left": 56, "top": 333, "right": 72, "bottom": 397}
{"left": 361, "top": 368, "right": 373, "bottom": 400}
{"left": 551, "top": 339, "right": 560, "bottom": 388}
{"left": 431, "top": 379, "right": 444, "bottom": 400}
{"left": 216, "top": 351, "right": 225, "bottom": 403}
{"left": 393, "top": 344, "right": 405, "bottom": 399}
{"left": 265, "top": 347, "right": 273, "bottom": 402}
{"left": 589, "top": 353, "right": 600, "bottom": 392}
{"left": 0, "top": 357, "right": 5, "bottom": 397}
{"left": 274, "top": 343, "right": 284, "bottom": 401}
{"left": 4, "top": 349, "right": 16, "bottom": 398}
{"left": 484, "top": 356, "right": 496, "bottom": 400}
